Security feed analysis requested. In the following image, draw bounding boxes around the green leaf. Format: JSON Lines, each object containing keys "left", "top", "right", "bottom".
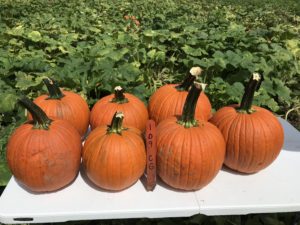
{"left": 117, "top": 32, "right": 129, "bottom": 44}
{"left": 58, "top": 46, "right": 69, "bottom": 54}
{"left": 214, "top": 58, "right": 227, "bottom": 69}
{"left": 94, "top": 58, "right": 114, "bottom": 75}
{"left": 285, "top": 39, "right": 299, "bottom": 49}
{"left": 182, "top": 45, "right": 195, "bottom": 55}
{"left": 257, "top": 43, "right": 269, "bottom": 52}
{"left": 240, "top": 52, "right": 255, "bottom": 71}
{"left": 6, "top": 25, "right": 24, "bottom": 36}
{"left": 147, "top": 49, "right": 157, "bottom": 59}
{"left": 170, "top": 32, "right": 181, "bottom": 39}
{"left": 0, "top": 93, "right": 18, "bottom": 113}
{"left": 8, "top": 38, "right": 23, "bottom": 47}
{"left": 254, "top": 89, "right": 280, "bottom": 112}
{"left": 156, "top": 51, "right": 165, "bottom": 62}
{"left": 225, "top": 50, "right": 242, "bottom": 68}
{"left": 213, "top": 51, "right": 227, "bottom": 69}
{"left": 130, "top": 84, "right": 150, "bottom": 103}
{"left": 273, "top": 78, "right": 292, "bottom": 102}
{"left": 97, "top": 47, "right": 113, "bottom": 57}
{"left": 27, "top": 31, "right": 42, "bottom": 42}
{"left": 0, "top": 160, "right": 11, "bottom": 186}
{"left": 118, "top": 63, "right": 140, "bottom": 82}
{"left": 107, "top": 49, "right": 129, "bottom": 61}
{"left": 226, "top": 82, "right": 244, "bottom": 102}
{"left": 143, "top": 30, "right": 159, "bottom": 37}
{"left": 15, "top": 72, "right": 44, "bottom": 90}
{"left": 272, "top": 50, "right": 293, "bottom": 62}
{"left": 182, "top": 45, "right": 206, "bottom": 57}
{"left": 193, "top": 57, "right": 215, "bottom": 68}
{"left": 88, "top": 27, "right": 101, "bottom": 33}
{"left": 285, "top": 39, "right": 300, "bottom": 57}
{"left": 261, "top": 77, "right": 276, "bottom": 96}
{"left": 255, "top": 58, "right": 273, "bottom": 75}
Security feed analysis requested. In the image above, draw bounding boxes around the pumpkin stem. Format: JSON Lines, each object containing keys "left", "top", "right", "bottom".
{"left": 178, "top": 82, "right": 204, "bottom": 128}
{"left": 19, "top": 97, "right": 52, "bottom": 130}
{"left": 43, "top": 78, "right": 65, "bottom": 100}
{"left": 175, "top": 67, "right": 203, "bottom": 91}
{"left": 238, "top": 73, "right": 263, "bottom": 113}
{"left": 111, "top": 86, "right": 129, "bottom": 104}
{"left": 108, "top": 112, "right": 125, "bottom": 135}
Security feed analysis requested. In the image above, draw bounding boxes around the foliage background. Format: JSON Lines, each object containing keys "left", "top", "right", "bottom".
{"left": 0, "top": 0, "right": 299, "bottom": 224}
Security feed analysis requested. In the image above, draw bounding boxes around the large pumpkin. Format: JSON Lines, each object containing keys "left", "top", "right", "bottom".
{"left": 7, "top": 97, "right": 82, "bottom": 192}
{"left": 90, "top": 86, "right": 148, "bottom": 132}
{"left": 148, "top": 67, "right": 212, "bottom": 124}
{"left": 157, "top": 82, "right": 225, "bottom": 190}
{"left": 83, "top": 112, "right": 146, "bottom": 191}
{"left": 210, "top": 73, "right": 284, "bottom": 173}
{"left": 28, "top": 78, "right": 90, "bottom": 137}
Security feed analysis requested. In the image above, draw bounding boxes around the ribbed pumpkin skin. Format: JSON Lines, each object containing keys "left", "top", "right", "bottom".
{"left": 6, "top": 119, "right": 82, "bottom": 192}
{"left": 148, "top": 84, "right": 212, "bottom": 124}
{"left": 82, "top": 126, "right": 146, "bottom": 191}
{"left": 157, "top": 117, "right": 226, "bottom": 190}
{"left": 210, "top": 105, "right": 284, "bottom": 173}
{"left": 90, "top": 93, "right": 148, "bottom": 131}
{"left": 28, "top": 91, "right": 90, "bottom": 137}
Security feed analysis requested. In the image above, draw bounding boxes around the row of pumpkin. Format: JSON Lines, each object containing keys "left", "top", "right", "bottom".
{"left": 6, "top": 67, "right": 284, "bottom": 193}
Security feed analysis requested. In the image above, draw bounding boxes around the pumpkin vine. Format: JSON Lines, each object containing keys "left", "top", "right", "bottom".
{"left": 107, "top": 112, "right": 126, "bottom": 135}
{"left": 178, "top": 82, "right": 203, "bottom": 128}
{"left": 19, "top": 97, "right": 52, "bottom": 130}
{"left": 238, "top": 73, "right": 263, "bottom": 113}
{"left": 111, "top": 86, "right": 129, "bottom": 104}
{"left": 43, "top": 78, "right": 65, "bottom": 100}
{"left": 175, "top": 67, "right": 202, "bottom": 91}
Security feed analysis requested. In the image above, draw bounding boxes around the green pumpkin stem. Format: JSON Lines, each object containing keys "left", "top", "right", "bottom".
{"left": 19, "top": 97, "right": 52, "bottom": 130}
{"left": 239, "top": 73, "right": 263, "bottom": 113}
{"left": 178, "top": 82, "right": 203, "bottom": 128}
{"left": 43, "top": 78, "right": 65, "bottom": 100}
{"left": 111, "top": 86, "right": 129, "bottom": 104}
{"left": 108, "top": 112, "right": 125, "bottom": 135}
{"left": 175, "top": 67, "right": 203, "bottom": 91}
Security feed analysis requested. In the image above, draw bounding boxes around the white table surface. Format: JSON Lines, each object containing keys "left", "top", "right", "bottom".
{"left": 0, "top": 118, "right": 299, "bottom": 224}
{"left": 195, "top": 118, "right": 300, "bottom": 216}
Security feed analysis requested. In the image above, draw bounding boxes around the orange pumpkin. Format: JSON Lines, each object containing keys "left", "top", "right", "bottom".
{"left": 82, "top": 112, "right": 146, "bottom": 191}
{"left": 28, "top": 78, "right": 90, "bottom": 137}
{"left": 90, "top": 86, "right": 148, "bottom": 131}
{"left": 124, "top": 15, "right": 140, "bottom": 26}
{"left": 148, "top": 67, "right": 212, "bottom": 125}
{"left": 210, "top": 73, "right": 284, "bottom": 173}
{"left": 157, "top": 82, "right": 225, "bottom": 190}
{"left": 7, "top": 97, "right": 82, "bottom": 192}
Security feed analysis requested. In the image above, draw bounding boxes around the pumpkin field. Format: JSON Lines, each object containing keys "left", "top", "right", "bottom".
{"left": 0, "top": 0, "right": 300, "bottom": 224}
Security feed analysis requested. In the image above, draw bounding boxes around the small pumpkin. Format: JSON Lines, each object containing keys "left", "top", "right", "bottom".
{"left": 90, "top": 86, "right": 148, "bottom": 132}
{"left": 157, "top": 82, "right": 225, "bottom": 190}
{"left": 210, "top": 73, "right": 284, "bottom": 173}
{"left": 82, "top": 112, "right": 146, "bottom": 191}
{"left": 28, "top": 78, "right": 90, "bottom": 137}
{"left": 124, "top": 15, "right": 140, "bottom": 26}
{"left": 148, "top": 67, "right": 212, "bottom": 124}
{"left": 7, "top": 97, "right": 82, "bottom": 192}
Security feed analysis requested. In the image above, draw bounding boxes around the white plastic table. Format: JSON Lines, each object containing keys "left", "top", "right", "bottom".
{"left": 0, "top": 118, "right": 299, "bottom": 224}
